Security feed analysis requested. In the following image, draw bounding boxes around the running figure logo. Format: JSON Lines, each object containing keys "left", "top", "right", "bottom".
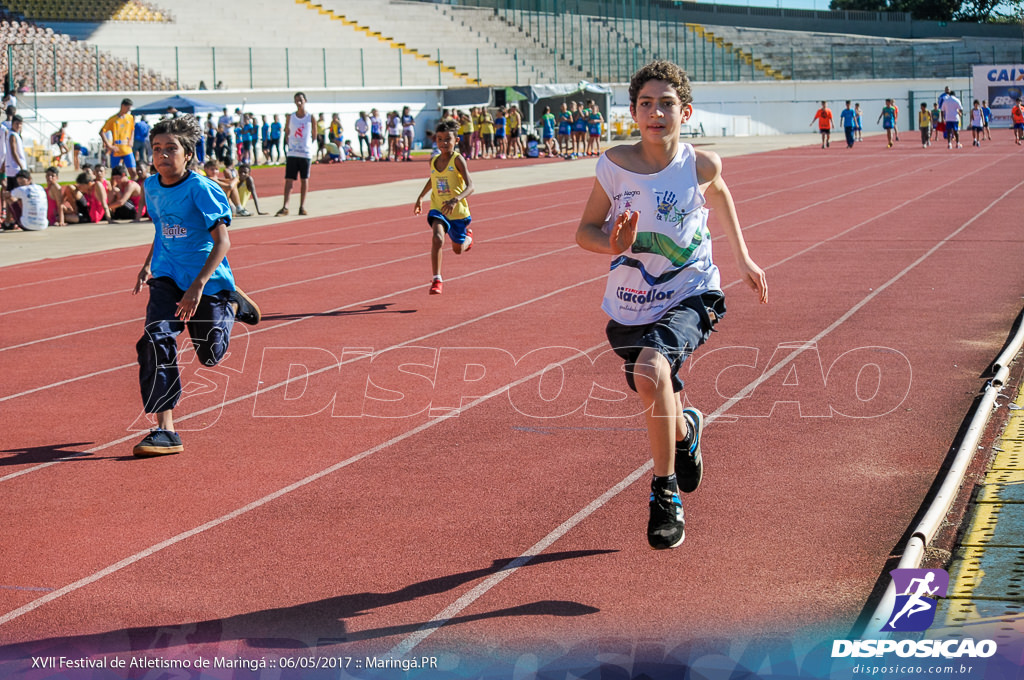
{"left": 882, "top": 568, "right": 949, "bottom": 632}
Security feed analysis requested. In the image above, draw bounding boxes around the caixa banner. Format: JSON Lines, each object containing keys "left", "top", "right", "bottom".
{"left": 974, "top": 64, "right": 1024, "bottom": 125}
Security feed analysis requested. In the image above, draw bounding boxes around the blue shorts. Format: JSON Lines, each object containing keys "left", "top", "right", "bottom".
{"left": 427, "top": 209, "right": 472, "bottom": 245}
{"left": 944, "top": 121, "right": 959, "bottom": 138}
{"left": 111, "top": 153, "right": 136, "bottom": 169}
{"left": 1014, "top": 123, "right": 1024, "bottom": 131}
{"left": 558, "top": 124, "right": 571, "bottom": 136}
{"left": 883, "top": 121, "right": 894, "bottom": 130}
{"left": 543, "top": 130, "right": 554, "bottom": 140}
{"left": 605, "top": 292, "right": 725, "bottom": 393}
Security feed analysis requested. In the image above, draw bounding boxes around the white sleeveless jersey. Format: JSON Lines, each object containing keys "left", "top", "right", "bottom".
{"left": 287, "top": 112, "right": 314, "bottom": 159}
{"left": 596, "top": 143, "right": 720, "bottom": 326}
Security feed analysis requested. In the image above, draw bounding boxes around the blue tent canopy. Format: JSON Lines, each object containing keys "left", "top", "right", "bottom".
{"left": 132, "top": 95, "right": 223, "bottom": 115}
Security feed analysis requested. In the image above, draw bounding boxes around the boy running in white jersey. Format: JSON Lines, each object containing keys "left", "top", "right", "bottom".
{"left": 576, "top": 60, "right": 768, "bottom": 550}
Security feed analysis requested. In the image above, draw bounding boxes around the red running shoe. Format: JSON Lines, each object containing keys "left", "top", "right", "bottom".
{"left": 429, "top": 279, "right": 443, "bottom": 295}
{"left": 464, "top": 228, "right": 474, "bottom": 251}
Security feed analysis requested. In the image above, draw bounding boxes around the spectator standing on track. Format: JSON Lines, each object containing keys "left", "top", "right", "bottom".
{"left": 413, "top": 118, "right": 475, "bottom": 296}
{"left": 401, "top": 106, "right": 415, "bottom": 161}
{"left": 355, "top": 111, "right": 369, "bottom": 160}
{"left": 940, "top": 90, "right": 963, "bottom": 149}
{"left": 315, "top": 112, "right": 326, "bottom": 162}
{"left": 131, "top": 114, "right": 261, "bottom": 458}
{"left": 930, "top": 102, "right": 941, "bottom": 142}
{"left": 839, "top": 101, "right": 856, "bottom": 149}
{"left": 918, "top": 103, "right": 932, "bottom": 148}
{"left": 575, "top": 60, "right": 767, "bottom": 551}
{"left": 541, "top": 105, "right": 557, "bottom": 157}
{"left": 854, "top": 103, "right": 863, "bottom": 142}
{"left": 133, "top": 114, "right": 151, "bottom": 166}
{"left": 981, "top": 100, "right": 992, "bottom": 141}
{"left": 877, "top": 99, "right": 897, "bottom": 148}
{"left": 276, "top": 92, "right": 316, "bottom": 216}
{"left": 969, "top": 100, "right": 985, "bottom": 147}
{"left": 810, "top": 101, "right": 833, "bottom": 149}
{"left": 557, "top": 102, "right": 573, "bottom": 157}
{"left": 51, "top": 121, "right": 69, "bottom": 166}
{"left": 101, "top": 98, "right": 137, "bottom": 179}
{"left": 5, "top": 114, "right": 27, "bottom": 193}
{"left": 1010, "top": 98, "right": 1024, "bottom": 145}
{"left": 507, "top": 105, "right": 523, "bottom": 158}
{"left": 269, "top": 114, "right": 283, "bottom": 163}
{"left": 493, "top": 107, "right": 507, "bottom": 159}
{"left": 587, "top": 101, "right": 604, "bottom": 156}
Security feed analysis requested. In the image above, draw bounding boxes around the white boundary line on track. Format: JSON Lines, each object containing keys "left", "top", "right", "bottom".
{"left": 0, "top": 153, "right": 899, "bottom": 317}
{"left": 0, "top": 254, "right": 597, "bottom": 482}
{"left": 388, "top": 174, "right": 1024, "bottom": 657}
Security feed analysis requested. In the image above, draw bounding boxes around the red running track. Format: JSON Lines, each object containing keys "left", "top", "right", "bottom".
{"left": 1, "top": 140, "right": 1023, "bottom": 674}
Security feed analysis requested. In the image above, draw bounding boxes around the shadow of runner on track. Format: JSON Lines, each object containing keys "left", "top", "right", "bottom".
{"left": 261, "top": 303, "right": 417, "bottom": 322}
{"left": 0, "top": 442, "right": 97, "bottom": 467}
{"left": 0, "top": 550, "right": 613, "bottom": 659}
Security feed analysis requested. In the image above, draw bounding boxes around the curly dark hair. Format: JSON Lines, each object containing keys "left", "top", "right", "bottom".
{"left": 150, "top": 114, "right": 203, "bottom": 162}
{"left": 435, "top": 118, "right": 459, "bottom": 135}
{"left": 628, "top": 60, "right": 692, "bottom": 108}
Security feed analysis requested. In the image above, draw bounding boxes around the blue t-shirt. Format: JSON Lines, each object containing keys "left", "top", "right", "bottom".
{"left": 270, "top": 121, "right": 282, "bottom": 140}
{"left": 146, "top": 171, "right": 235, "bottom": 295}
{"left": 134, "top": 119, "right": 150, "bottom": 142}
{"left": 839, "top": 108, "right": 856, "bottom": 128}
{"left": 261, "top": 122, "right": 270, "bottom": 140}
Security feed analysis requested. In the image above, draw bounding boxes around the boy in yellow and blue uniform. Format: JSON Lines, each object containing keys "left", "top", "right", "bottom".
{"left": 414, "top": 119, "right": 475, "bottom": 295}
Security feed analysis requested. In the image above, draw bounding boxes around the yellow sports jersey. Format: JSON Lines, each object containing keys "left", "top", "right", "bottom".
{"left": 101, "top": 113, "right": 134, "bottom": 156}
{"left": 238, "top": 181, "right": 251, "bottom": 207}
{"left": 429, "top": 153, "right": 470, "bottom": 220}
{"left": 479, "top": 113, "right": 494, "bottom": 136}
{"left": 918, "top": 110, "right": 931, "bottom": 128}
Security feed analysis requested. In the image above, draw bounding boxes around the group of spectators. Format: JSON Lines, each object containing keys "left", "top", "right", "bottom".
{"left": 436, "top": 100, "right": 605, "bottom": 161}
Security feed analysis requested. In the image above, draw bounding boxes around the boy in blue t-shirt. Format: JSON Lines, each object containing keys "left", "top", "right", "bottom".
{"left": 839, "top": 100, "right": 856, "bottom": 149}
{"left": 131, "top": 114, "right": 261, "bottom": 458}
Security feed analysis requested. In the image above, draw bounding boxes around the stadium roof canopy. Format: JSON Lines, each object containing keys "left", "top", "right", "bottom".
{"left": 132, "top": 95, "right": 223, "bottom": 115}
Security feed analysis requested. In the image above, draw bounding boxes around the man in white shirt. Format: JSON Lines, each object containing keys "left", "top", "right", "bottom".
{"left": 940, "top": 91, "right": 963, "bottom": 149}
{"left": 5, "top": 114, "right": 27, "bottom": 192}
{"left": 275, "top": 92, "right": 316, "bottom": 217}
{"left": 6, "top": 169, "right": 47, "bottom": 230}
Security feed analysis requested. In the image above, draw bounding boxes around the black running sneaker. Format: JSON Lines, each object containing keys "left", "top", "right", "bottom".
{"left": 647, "top": 484, "right": 685, "bottom": 550}
{"left": 230, "top": 289, "right": 261, "bottom": 326}
{"left": 675, "top": 407, "right": 704, "bottom": 493}
{"left": 132, "top": 429, "right": 183, "bottom": 458}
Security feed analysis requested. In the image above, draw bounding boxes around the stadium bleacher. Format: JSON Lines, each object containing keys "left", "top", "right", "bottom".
{"left": 1, "top": 0, "right": 170, "bottom": 23}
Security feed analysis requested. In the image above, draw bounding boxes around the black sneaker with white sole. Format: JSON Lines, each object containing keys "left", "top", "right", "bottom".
{"left": 230, "top": 289, "right": 261, "bottom": 326}
{"left": 675, "top": 407, "right": 704, "bottom": 493}
{"left": 132, "top": 429, "right": 184, "bottom": 458}
{"left": 647, "top": 481, "right": 685, "bottom": 550}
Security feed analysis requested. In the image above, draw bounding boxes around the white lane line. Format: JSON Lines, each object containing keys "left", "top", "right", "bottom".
{"left": 386, "top": 175, "right": 1024, "bottom": 657}
{"left": 0, "top": 256, "right": 596, "bottom": 483}
{"left": 0, "top": 321, "right": 605, "bottom": 627}
{"left": 0, "top": 217, "right": 576, "bottom": 403}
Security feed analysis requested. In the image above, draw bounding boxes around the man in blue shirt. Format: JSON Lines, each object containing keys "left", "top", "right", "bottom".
{"left": 133, "top": 114, "right": 151, "bottom": 165}
{"left": 839, "top": 100, "right": 857, "bottom": 149}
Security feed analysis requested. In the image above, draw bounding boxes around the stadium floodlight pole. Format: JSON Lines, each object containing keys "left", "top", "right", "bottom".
{"left": 212, "top": 47, "right": 217, "bottom": 93}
